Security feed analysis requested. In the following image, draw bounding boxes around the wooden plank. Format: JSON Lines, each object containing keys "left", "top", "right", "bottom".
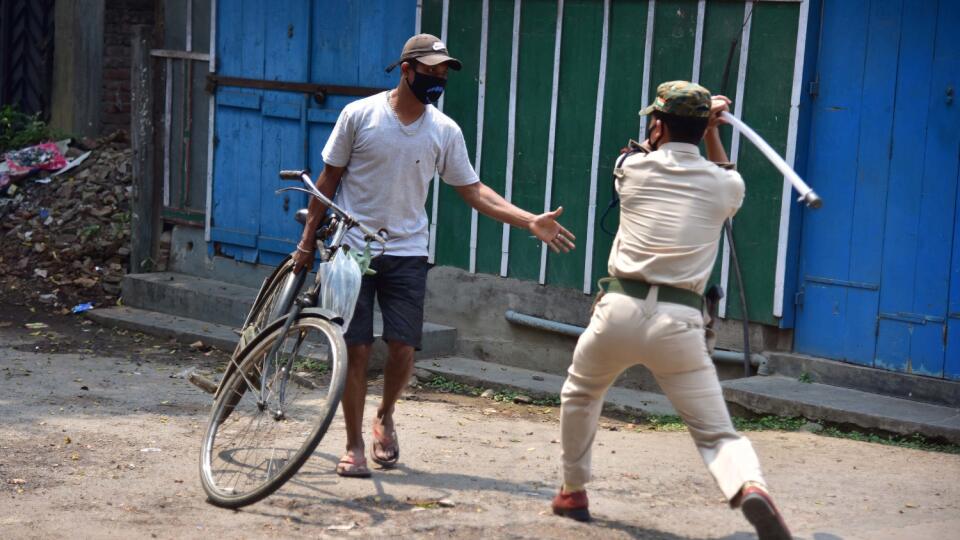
{"left": 475, "top": 0, "right": 514, "bottom": 275}
{"left": 793, "top": 0, "right": 869, "bottom": 360}
{"left": 545, "top": 0, "right": 603, "bottom": 289}
{"left": 582, "top": 0, "right": 610, "bottom": 293}
{"left": 537, "top": 0, "right": 564, "bottom": 283}
{"left": 907, "top": 0, "right": 959, "bottom": 377}
{"left": 257, "top": 0, "right": 309, "bottom": 260}
{"left": 507, "top": 0, "right": 557, "bottom": 281}
{"left": 839, "top": 0, "right": 902, "bottom": 364}
{"left": 212, "top": 0, "right": 264, "bottom": 263}
{"left": 421, "top": 0, "right": 443, "bottom": 262}
{"left": 876, "top": 0, "right": 939, "bottom": 374}
{"left": 468, "top": 0, "right": 488, "bottom": 273}
{"left": 435, "top": 0, "right": 482, "bottom": 269}
{"left": 590, "top": 0, "right": 648, "bottom": 291}
{"left": 150, "top": 49, "right": 210, "bottom": 61}
{"left": 648, "top": 0, "right": 698, "bottom": 98}
{"left": 949, "top": 0, "right": 960, "bottom": 378}
{"left": 357, "top": 1, "right": 415, "bottom": 90}
{"left": 421, "top": 0, "right": 443, "bottom": 35}
{"left": 722, "top": 0, "right": 798, "bottom": 325}
{"left": 697, "top": 0, "right": 747, "bottom": 300}
{"left": 131, "top": 26, "right": 158, "bottom": 272}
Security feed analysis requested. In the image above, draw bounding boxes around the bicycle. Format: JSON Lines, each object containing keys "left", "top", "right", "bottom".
{"left": 199, "top": 169, "right": 386, "bottom": 508}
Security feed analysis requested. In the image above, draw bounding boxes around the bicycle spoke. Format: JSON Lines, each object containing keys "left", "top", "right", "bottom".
{"left": 201, "top": 315, "right": 346, "bottom": 507}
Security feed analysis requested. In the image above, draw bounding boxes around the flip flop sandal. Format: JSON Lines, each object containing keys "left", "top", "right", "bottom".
{"left": 371, "top": 422, "right": 400, "bottom": 468}
{"left": 336, "top": 452, "right": 371, "bottom": 478}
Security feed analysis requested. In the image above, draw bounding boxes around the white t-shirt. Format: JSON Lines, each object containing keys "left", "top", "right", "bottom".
{"left": 321, "top": 91, "right": 479, "bottom": 256}
{"left": 608, "top": 142, "right": 745, "bottom": 294}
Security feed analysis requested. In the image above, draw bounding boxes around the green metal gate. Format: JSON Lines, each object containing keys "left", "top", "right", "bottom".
{"left": 422, "top": 0, "right": 806, "bottom": 327}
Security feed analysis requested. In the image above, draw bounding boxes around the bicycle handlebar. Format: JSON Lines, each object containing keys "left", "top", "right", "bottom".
{"left": 277, "top": 170, "right": 387, "bottom": 244}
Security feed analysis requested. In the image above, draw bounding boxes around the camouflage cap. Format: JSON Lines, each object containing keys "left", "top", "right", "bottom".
{"left": 639, "top": 80, "right": 711, "bottom": 118}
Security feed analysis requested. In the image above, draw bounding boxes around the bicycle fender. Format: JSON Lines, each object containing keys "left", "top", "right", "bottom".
{"left": 213, "top": 308, "right": 344, "bottom": 400}
{"left": 299, "top": 307, "right": 344, "bottom": 325}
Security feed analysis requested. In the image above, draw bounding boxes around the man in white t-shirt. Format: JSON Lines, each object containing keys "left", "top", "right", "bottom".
{"left": 293, "top": 34, "right": 576, "bottom": 478}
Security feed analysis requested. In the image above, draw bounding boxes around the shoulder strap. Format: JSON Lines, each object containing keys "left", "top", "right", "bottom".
{"left": 601, "top": 140, "right": 651, "bottom": 236}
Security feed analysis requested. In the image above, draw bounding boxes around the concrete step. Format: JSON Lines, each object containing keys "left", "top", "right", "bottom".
{"left": 722, "top": 375, "right": 960, "bottom": 444}
{"left": 119, "top": 272, "right": 457, "bottom": 359}
{"left": 87, "top": 306, "right": 239, "bottom": 351}
{"left": 88, "top": 304, "right": 457, "bottom": 362}
{"left": 122, "top": 272, "right": 260, "bottom": 328}
{"left": 766, "top": 352, "right": 959, "bottom": 407}
{"left": 414, "top": 357, "right": 676, "bottom": 416}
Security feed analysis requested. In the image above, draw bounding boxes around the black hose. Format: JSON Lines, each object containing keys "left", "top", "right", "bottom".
{"left": 718, "top": 5, "right": 755, "bottom": 377}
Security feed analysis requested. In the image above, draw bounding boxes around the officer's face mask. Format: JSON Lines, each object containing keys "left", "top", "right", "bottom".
{"left": 406, "top": 67, "right": 446, "bottom": 105}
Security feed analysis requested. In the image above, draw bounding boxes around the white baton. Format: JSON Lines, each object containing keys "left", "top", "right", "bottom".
{"left": 720, "top": 111, "right": 822, "bottom": 208}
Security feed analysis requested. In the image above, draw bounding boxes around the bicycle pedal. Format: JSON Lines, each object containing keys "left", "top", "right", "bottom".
{"left": 188, "top": 372, "right": 219, "bottom": 394}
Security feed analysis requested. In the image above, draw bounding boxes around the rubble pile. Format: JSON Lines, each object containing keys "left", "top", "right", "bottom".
{"left": 0, "top": 133, "right": 133, "bottom": 312}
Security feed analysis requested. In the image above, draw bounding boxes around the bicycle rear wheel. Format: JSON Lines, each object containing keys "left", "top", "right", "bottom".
{"left": 200, "top": 314, "right": 347, "bottom": 508}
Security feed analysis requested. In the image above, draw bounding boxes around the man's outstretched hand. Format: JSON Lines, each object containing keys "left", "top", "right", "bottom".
{"left": 530, "top": 206, "right": 576, "bottom": 253}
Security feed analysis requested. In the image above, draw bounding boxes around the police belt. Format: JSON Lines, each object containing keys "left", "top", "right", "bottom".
{"left": 598, "top": 277, "right": 703, "bottom": 311}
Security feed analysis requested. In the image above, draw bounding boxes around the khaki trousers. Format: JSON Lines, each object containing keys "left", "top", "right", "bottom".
{"left": 560, "top": 288, "right": 764, "bottom": 501}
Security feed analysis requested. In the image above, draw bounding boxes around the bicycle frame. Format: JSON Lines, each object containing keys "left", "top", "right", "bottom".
{"left": 250, "top": 169, "right": 385, "bottom": 418}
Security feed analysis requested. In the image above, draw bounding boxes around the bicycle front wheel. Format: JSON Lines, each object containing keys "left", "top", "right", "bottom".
{"left": 200, "top": 314, "right": 347, "bottom": 508}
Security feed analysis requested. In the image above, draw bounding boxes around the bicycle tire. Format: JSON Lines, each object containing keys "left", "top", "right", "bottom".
{"left": 199, "top": 313, "right": 347, "bottom": 508}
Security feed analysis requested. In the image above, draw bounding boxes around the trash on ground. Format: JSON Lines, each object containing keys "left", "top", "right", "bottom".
{"left": 71, "top": 302, "right": 94, "bottom": 314}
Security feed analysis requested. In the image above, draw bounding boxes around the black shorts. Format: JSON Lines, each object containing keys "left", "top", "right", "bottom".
{"left": 343, "top": 255, "right": 429, "bottom": 350}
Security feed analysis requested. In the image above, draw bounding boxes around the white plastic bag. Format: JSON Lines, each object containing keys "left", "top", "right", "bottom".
{"left": 319, "top": 247, "right": 363, "bottom": 327}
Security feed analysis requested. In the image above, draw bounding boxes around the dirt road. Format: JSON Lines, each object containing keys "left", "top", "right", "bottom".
{"left": 1, "top": 313, "right": 958, "bottom": 539}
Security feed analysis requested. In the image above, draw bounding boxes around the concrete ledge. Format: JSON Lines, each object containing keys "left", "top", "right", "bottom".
{"left": 415, "top": 357, "right": 676, "bottom": 416}
{"left": 767, "top": 352, "right": 960, "bottom": 407}
{"left": 722, "top": 376, "right": 960, "bottom": 444}
{"left": 88, "top": 306, "right": 457, "bottom": 363}
{"left": 86, "top": 306, "right": 238, "bottom": 351}
{"left": 122, "top": 272, "right": 258, "bottom": 327}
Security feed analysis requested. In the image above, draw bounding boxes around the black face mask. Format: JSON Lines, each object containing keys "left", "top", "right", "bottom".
{"left": 406, "top": 70, "right": 446, "bottom": 104}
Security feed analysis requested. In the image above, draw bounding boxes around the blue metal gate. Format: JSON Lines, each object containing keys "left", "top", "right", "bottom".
{"left": 794, "top": 0, "right": 960, "bottom": 379}
{"left": 210, "top": 0, "right": 415, "bottom": 265}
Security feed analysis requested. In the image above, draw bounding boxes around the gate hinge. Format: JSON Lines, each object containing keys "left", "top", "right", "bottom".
{"left": 794, "top": 287, "right": 805, "bottom": 307}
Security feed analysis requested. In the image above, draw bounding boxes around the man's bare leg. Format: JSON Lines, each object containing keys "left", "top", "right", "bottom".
{"left": 338, "top": 344, "right": 372, "bottom": 473}
{"left": 372, "top": 341, "right": 414, "bottom": 464}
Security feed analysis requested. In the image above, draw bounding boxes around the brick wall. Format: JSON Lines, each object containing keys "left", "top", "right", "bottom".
{"left": 101, "top": 0, "right": 155, "bottom": 136}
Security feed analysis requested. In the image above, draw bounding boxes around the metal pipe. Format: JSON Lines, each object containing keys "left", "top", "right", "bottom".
{"left": 720, "top": 111, "right": 822, "bottom": 208}
{"left": 505, "top": 310, "right": 584, "bottom": 338}
{"left": 504, "top": 310, "right": 767, "bottom": 373}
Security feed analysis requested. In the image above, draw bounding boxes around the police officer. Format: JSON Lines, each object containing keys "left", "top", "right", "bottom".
{"left": 551, "top": 81, "right": 791, "bottom": 540}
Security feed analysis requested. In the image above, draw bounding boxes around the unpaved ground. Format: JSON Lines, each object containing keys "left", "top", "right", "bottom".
{"left": 1, "top": 312, "right": 959, "bottom": 539}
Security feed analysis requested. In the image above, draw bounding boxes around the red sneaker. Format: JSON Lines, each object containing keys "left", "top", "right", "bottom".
{"left": 739, "top": 485, "right": 792, "bottom": 540}
{"left": 551, "top": 488, "right": 591, "bottom": 522}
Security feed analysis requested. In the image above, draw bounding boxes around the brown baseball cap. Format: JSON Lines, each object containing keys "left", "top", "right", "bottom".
{"left": 385, "top": 33, "right": 462, "bottom": 72}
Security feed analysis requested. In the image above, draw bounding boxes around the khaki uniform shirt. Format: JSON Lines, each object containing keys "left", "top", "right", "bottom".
{"left": 608, "top": 141, "right": 745, "bottom": 295}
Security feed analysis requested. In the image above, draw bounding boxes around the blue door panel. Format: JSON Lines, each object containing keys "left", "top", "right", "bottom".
{"left": 797, "top": 283, "right": 846, "bottom": 360}
{"left": 848, "top": 0, "right": 901, "bottom": 287}
{"left": 212, "top": 100, "right": 262, "bottom": 262}
{"left": 796, "top": 0, "right": 959, "bottom": 378}
{"left": 876, "top": 0, "right": 942, "bottom": 374}
{"left": 948, "top": 318, "right": 960, "bottom": 380}
{"left": 794, "top": 0, "right": 872, "bottom": 365}
{"left": 211, "top": 0, "right": 416, "bottom": 264}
